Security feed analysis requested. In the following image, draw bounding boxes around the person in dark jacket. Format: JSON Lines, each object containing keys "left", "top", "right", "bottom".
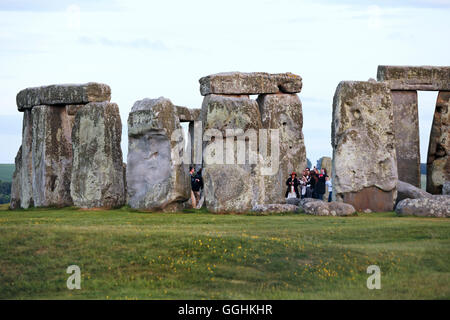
{"left": 190, "top": 166, "right": 202, "bottom": 208}
{"left": 310, "top": 170, "right": 318, "bottom": 198}
{"left": 315, "top": 168, "right": 327, "bottom": 200}
{"left": 285, "top": 172, "right": 300, "bottom": 198}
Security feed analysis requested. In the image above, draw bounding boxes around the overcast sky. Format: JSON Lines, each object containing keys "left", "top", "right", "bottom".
{"left": 0, "top": 0, "right": 449, "bottom": 166}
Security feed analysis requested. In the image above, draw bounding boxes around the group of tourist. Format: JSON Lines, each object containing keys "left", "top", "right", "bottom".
{"left": 285, "top": 167, "right": 333, "bottom": 202}
{"left": 189, "top": 166, "right": 333, "bottom": 210}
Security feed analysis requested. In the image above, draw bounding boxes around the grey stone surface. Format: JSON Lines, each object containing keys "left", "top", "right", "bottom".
{"left": 31, "top": 105, "right": 74, "bottom": 207}
{"left": 201, "top": 94, "right": 263, "bottom": 213}
{"left": 395, "top": 197, "right": 450, "bottom": 217}
{"left": 443, "top": 181, "right": 450, "bottom": 195}
{"left": 127, "top": 97, "right": 189, "bottom": 211}
{"left": 20, "top": 110, "right": 34, "bottom": 208}
{"left": 391, "top": 91, "right": 421, "bottom": 187}
{"left": 427, "top": 91, "right": 450, "bottom": 194}
{"left": 377, "top": 66, "right": 450, "bottom": 91}
{"left": 332, "top": 81, "right": 397, "bottom": 212}
{"left": 17, "top": 82, "right": 111, "bottom": 111}
{"left": 71, "top": 102, "right": 125, "bottom": 208}
{"left": 286, "top": 197, "right": 301, "bottom": 206}
{"left": 175, "top": 106, "right": 201, "bottom": 122}
{"left": 9, "top": 146, "right": 22, "bottom": 209}
{"left": 302, "top": 200, "right": 356, "bottom": 216}
{"left": 252, "top": 203, "right": 300, "bottom": 213}
{"left": 257, "top": 93, "right": 306, "bottom": 204}
{"left": 199, "top": 72, "right": 302, "bottom": 96}
{"left": 397, "top": 180, "right": 433, "bottom": 203}
{"left": 320, "top": 156, "right": 332, "bottom": 199}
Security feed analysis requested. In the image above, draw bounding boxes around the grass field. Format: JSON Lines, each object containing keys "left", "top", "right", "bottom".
{"left": 0, "top": 164, "right": 14, "bottom": 182}
{"left": 0, "top": 204, "right": 449, "bottom": 300}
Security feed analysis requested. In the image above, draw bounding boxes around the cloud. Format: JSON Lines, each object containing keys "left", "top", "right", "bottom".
{"left": 79, "top": 36, "right": 169, "bottom": 50}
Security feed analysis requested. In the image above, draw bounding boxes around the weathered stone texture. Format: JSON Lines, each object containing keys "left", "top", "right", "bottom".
{"left": 427, "top": 91, "right": 450, "bottom": 194}
{"left": 397, "top": 180, "right": 433, "bottom": 203}
{"left": 71, "top": 102, "right": 125, "bottom": 208}
{"left": 390, "top": 91, "right": 421, "bottom": 187}
{"left": 301, "top": 200, "right": 356, "bottom": 216}
{"left": 9, "top": 146, "right": 22, "bottom": 209}
{"left": 202, "top": 94, "right": 263, "bottom": 213}
{"left": 20, "top": 110, "right": 34, "bottom": 208}
{"left": 199, "top": 72, "right": 302, "bottom": 96}
{"left": 395, "top": 197, "right": 450, "bottom": 217}
{"left": 17, "top": 82, "right": 111, "bottom": 111}
{"left": 443, "top": 181, "right": 450, "bottom": 195}
{"left": 377, "top": 66, "right": 450, "bottom": 91}
{"left": 257, "top": 93, "right": 306, "bottom": 203}
{"left": 332, "top": 81, "right": 398, "bottom": 212}
{"left": 31, "top": 105, "right": 74, "bottom": 207}
{"left": 252, "top": 203, "right": 300, "bottom": 214}
{"left": 127, "top": 97, "right": 189, "bottom": 211}
{"left": 175, "top": 106, "right": 201, "bottom": 122}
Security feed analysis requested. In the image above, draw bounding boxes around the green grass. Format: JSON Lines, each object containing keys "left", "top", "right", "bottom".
{"left": 0, "top": 164, "right": 15, "bottom": 182}
{"left": 0, "top": 204, "right": 449, "bottom": 300}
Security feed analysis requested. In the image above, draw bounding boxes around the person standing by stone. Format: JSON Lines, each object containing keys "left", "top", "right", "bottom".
{"left": 326, "top": 176, "right": 333, "bottom": 202}
{"left": 299, "top": 170, "right": 307, "bottom": 199}
{"left": 190, "top": 166, "right": 201, "bottom": 209}
{"left": 304, "top": 168, "right": 312, "bottom": 198}
{"left": 285, "top": 172, "right": 300, "bottom": 199}
{"left": 195, "top": 168, "right": 204, "bottom": 209}
{"left": 310, "top": 170, "right": 318, "bottom": 199}
{"left": 315, "top": 168, "right": 327, "bottom": 200}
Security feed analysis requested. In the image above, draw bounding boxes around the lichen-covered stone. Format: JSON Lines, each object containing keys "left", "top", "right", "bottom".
{"left": 20, "top": 110, "right": 34, "bottom": 208}
{"left": 443, "top": 181, "right": 450, "bottom": 195}
{"left": 377, "top": 66, "right": 450, "bottom": 91}
{"left": 199, "top": 72, "right": 302, "bottom": 96}
{"left": 395, "top": 197, "right": 450, "bottom": 217}
{"left": 175, "top": 106, "right": 201, "bottom": 122}
{"left": 257, "top": 93, "right": 306, "bottom": 203}
{"left": 252, "top": 203, "right": 300, "bottom": 214}
{"left": 31, "top": 105, "right": 74, "bottom": 207}
{"left": 391, "top": 91, "right": 421, "bottom": 187}
{"left": 127, "top": 97, "right": 189, "bottom": 211}
{"left": 17, "top": 82, "right": 111, "bottom": 111}
{"left": 332, "top": 81, "right": 397, "bottom": 212}
{"left": 9, "top": 146, "right": 22, "bottom": 209}
{"left": 71, "top": 102, "right": 125, "bottom": 208}
{"left": 302, "top": 200, "right": 356, "bottom": 216}
{"left": 201, "top": 94, "right": 263, "bottom": 213}
{"left": 427, "top": 91, "right": 450, "bottom": 194}
{"left": 397, "top": 180, "right": 433, "bottom": 203}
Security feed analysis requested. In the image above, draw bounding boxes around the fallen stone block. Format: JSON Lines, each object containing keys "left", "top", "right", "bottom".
{"left": 302, "top": 200, "right": 356, "bottom": 216}
{"left": 395, "top": 197, "right": 450, "bottom": 217}
{"left": 252, "top": 203, "right": 300, "bottom": 214}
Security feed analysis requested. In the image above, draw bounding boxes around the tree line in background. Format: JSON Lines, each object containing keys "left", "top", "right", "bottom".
{"left": 0, "top": 180, "right": 12, "bottom": 204}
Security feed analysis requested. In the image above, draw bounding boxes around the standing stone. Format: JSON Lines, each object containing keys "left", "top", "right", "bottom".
{"left": 201, "top": 94, "right": 263, "bottom": 213}
{"left": 257, "top": 93, "right": 306, "bottom": 203}
{"left": 320, "top": 156, "right": 332, "bottom": 200}
{"left": 390, "top": 91, "right": 421, "bottom": 187}
{"left": 20, "top": 110, "right": 34, "bottom": 208}
{"left": 9, "top": 146, "right": 22, "bottom": 209}
{"left": 332, "top": 81, "right": 397, "bottom": 212}
{"left": 71, "top": 102, "right": 125, "bottom": 208}
{"left": 443, "top": 181, "right": 450, "bottom": 195}
{"left": 31, "top": 105, "right": 74, "bottom": 207}
{"left": 427, "top": 91, "right": 450, "bottom": 194}
{"left": 127, "top": 97, "right": 189, "bottom": 211}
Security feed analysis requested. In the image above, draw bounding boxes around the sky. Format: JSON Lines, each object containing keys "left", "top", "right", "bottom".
{"left": 0, "top": 0, "right": 449, "bottom": 166}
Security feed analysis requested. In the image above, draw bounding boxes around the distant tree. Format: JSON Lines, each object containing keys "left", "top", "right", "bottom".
{"left": 0, "top": 180, "right": 11, "bottom": 204}
{"left": 306, "top": 158, "right": 312, "bottom": 169}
